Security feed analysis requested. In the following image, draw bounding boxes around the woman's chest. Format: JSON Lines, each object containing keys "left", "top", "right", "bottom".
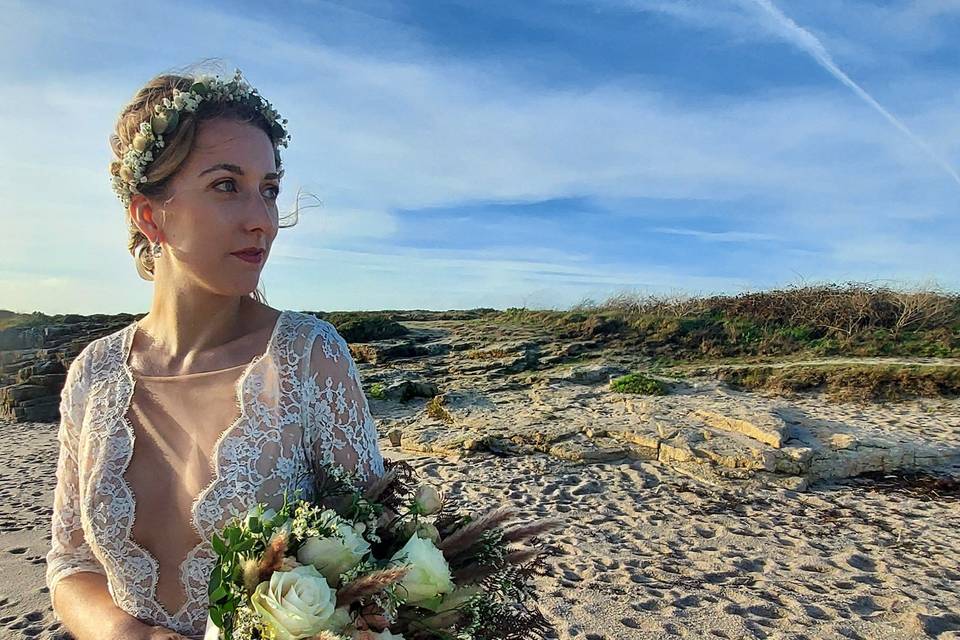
{"left": 78, "top": 367, "right": 311, "bottom": 547}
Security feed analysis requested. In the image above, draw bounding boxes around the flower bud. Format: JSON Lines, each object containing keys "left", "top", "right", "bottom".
{"left": 414, "top": 485, "right": 442, "bottom": 515}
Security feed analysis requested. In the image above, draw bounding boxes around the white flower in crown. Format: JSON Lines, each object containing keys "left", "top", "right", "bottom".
{"left": 110, "top": 68, "right": 290, "bottom": 207}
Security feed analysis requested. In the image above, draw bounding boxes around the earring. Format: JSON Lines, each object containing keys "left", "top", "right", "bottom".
{"left": 151, "top": 240, "right": 163, "bottom": 258}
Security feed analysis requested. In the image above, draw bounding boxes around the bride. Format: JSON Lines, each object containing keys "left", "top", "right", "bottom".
{"left": 44, "top": 65, "right": 386, "bottom": 640}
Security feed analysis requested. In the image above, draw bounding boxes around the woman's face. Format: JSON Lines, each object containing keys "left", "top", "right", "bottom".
{"left": 136, "top": 117, "right": 281, "bottom": 296}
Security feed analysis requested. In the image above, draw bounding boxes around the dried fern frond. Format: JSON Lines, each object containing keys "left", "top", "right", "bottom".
{"left": 452, "top": 561, "right": 500, "bottom": 585}
{"left": 374, "top": 459, "right": 418, "bottom": 512}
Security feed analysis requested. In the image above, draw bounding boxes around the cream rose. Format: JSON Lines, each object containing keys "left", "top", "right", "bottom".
{"left": 296, "top": 509, "right": 371, "bottom": 586}
{"left": 388, "top": 532, "right": 455, "bottom": 606}
{"left": 250, "top": 564, "right": 337, "bottom": 640}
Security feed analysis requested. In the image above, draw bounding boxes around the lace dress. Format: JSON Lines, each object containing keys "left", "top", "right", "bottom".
{"left": 44, "top": 310, "right": 386, "bottom": 638}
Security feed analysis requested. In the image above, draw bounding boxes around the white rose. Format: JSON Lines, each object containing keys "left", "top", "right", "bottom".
{"left": 388, "top": 533, "right": 455, "bottom": 606}
{"left": 250, "top": 564, "right": 337, "bottom": 640}
{"left": 296, "top": 510, "right": 370, "bottom": 586}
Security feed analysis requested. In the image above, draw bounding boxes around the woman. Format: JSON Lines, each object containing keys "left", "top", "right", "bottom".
{"left": 44, "top": 67, "right": 386, "bottom": 640}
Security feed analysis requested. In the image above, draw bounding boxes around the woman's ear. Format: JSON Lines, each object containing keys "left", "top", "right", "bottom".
{"left": 129, "top": 194, "right": 162, "bottom": 243}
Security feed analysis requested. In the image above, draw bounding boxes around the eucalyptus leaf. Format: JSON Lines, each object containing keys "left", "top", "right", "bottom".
{"left": 164, "top": 108, "right": 179, "bottom": 132}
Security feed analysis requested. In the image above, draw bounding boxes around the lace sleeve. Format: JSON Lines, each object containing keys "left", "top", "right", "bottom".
{"left": 301, "top": 321, "right": 386, "bottom": 492}
{"left": 45, "top": 350, "right": 107, "bottom": 618}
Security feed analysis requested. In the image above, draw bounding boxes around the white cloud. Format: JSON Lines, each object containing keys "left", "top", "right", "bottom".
{"left": 0, "top": 0, "right": 957, "bottom": 314}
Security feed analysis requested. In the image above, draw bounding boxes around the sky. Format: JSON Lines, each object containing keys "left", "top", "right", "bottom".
{"left": 1, "top": 0, "right": 959, "bottom": 314}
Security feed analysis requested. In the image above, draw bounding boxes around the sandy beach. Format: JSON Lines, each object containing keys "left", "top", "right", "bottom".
{"left": 2, "top": 406, "right": 958, "bottom": 640}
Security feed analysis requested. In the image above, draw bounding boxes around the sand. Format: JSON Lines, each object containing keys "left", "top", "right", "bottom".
{"left": 2, "top": 415, "right": 958, "bottom": 639}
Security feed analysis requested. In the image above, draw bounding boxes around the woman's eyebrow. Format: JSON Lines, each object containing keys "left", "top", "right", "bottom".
{"left": 198, "top": 162, "right": 243, "bottom": 177}
{"left": 197, "top": 163, "right": 283, "bottom": 180}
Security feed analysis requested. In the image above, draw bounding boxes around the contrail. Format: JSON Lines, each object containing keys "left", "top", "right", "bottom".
{"left": 744, "top": 0, "right": 960, "bottom": 187}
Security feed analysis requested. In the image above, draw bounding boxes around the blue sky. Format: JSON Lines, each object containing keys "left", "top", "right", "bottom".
{"left": 2, "top": 0, "right": 959, "bottom": 314}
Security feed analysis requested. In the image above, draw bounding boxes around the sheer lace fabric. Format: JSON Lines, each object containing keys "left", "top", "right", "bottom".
{"left": 44, "top": 310, "right": 386, "bottom": 638}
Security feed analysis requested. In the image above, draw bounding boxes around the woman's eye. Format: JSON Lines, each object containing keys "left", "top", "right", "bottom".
{"left": 213, "top": 179, "right": 237, "bottom": 193}
{"left": 212, "top": 180, "right": 279, "bottom": 200}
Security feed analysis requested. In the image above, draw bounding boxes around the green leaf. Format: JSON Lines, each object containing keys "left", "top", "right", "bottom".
{"left": 212, "top": 535, "right": 226, "bottom": 555}
{"left": 167, "top": 107, "right": 180, "bottom": 128}
{"left": 208, "top": 572, "right": 221, "bottom": 596}
{"left": 211, "top": 584, "right": 228, "bottom": 602}
{"left": 236, "top": 538, "right": 256, "bottom": 552}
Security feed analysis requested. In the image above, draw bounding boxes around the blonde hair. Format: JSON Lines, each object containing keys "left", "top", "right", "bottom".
{"left": 111, "top": 63, "right": 299, "bottom": 304}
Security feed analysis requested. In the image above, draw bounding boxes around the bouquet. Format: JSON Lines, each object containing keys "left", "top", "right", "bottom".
{"left": 202, "top": 459, "right": 564, "bottom": 640}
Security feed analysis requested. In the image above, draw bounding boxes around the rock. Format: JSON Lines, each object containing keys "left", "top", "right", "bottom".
{"left": 555, "top": 341, "right": 599, "bottom": 357}
{"left": 693, "top": 407, "right": 789, "bottom": 448}
{"left": 561, "top": 364, "right": 628, "bottom": 385}
{"left": 382, "top": 380, "right": 439, "bottom": 402}
{"left": 548, "top": 434, "right": 630, "bottom": 462}
{"left": 387, "top": 428, "right": 402, "bottom": 447}
{"left": 829, "top": 433, "right": 858, "bottom": 449}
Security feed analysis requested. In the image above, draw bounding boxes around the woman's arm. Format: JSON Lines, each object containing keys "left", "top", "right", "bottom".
{"left": 53, "top": 572, "right": 160, "bottom": 639}
{"left": 46, "top": 353, "right": 186, "bottom": 639}
{"left": 302, "top": 322, "right": 386, "bottom": 492}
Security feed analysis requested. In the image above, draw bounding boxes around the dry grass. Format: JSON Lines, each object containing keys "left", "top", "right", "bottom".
{"left": 426, "top": 395, "right": 454, "bottom": 423}
{"left": 715, "top": 364, "right": 960, "bottom": 402}
{"left": 500, "top": 281, "right": 960, "bottom": 361}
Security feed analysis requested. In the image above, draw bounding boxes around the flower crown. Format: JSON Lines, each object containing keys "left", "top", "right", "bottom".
{"left": 111, "top": 68, "right": 290, "bottom": 207}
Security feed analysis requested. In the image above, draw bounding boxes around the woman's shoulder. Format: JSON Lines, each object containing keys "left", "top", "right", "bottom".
{"left": 65, "top": 324, "right": 128, "bottom": 385}
{"left": 282, "top": 310, "right": 342, "bottom": 344}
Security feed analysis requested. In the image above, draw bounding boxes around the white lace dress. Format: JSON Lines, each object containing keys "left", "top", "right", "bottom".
{"left": 44, "top": 310, "right": 386, "bottom": 638}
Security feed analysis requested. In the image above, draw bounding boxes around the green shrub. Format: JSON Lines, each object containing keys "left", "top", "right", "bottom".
{"left": 609, "top": 372, "right": 668, "bottom": 395}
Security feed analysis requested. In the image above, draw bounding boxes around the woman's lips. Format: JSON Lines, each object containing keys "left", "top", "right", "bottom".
{"left": 232, "top": 250, "right": 264, "bottom": 264}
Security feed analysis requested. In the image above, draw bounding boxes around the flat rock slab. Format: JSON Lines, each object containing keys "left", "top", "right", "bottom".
{"left": 381, "top": 367, "right": 960, "bottom": 490}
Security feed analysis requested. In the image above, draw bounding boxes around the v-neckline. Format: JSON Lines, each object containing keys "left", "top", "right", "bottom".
{"left": 114, "top": 309, "right": 286, "bottom": 623}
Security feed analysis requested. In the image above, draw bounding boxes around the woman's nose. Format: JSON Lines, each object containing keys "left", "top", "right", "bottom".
{"left": 241, "top": 189, "right": 276, "bottom": 230}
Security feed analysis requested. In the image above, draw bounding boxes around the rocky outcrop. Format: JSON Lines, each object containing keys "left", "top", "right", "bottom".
{"left": 6, "top": 312, "right": 959, "bottom": 492}
{"left": 0, "top": 315, "right": 139, "bottom": 422}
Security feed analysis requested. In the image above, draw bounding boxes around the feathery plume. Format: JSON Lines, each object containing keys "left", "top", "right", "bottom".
{"left": 499, "top": 518, "right": 565, "bottom": 544}
{"left": 336, "top": 565, "right": 412, "bottom": 608}
{"left": 438, "top": 505, "right": 519, "bottom": 558}
{"left": 257, "top": 529, "right": 289, "bottom": 582}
